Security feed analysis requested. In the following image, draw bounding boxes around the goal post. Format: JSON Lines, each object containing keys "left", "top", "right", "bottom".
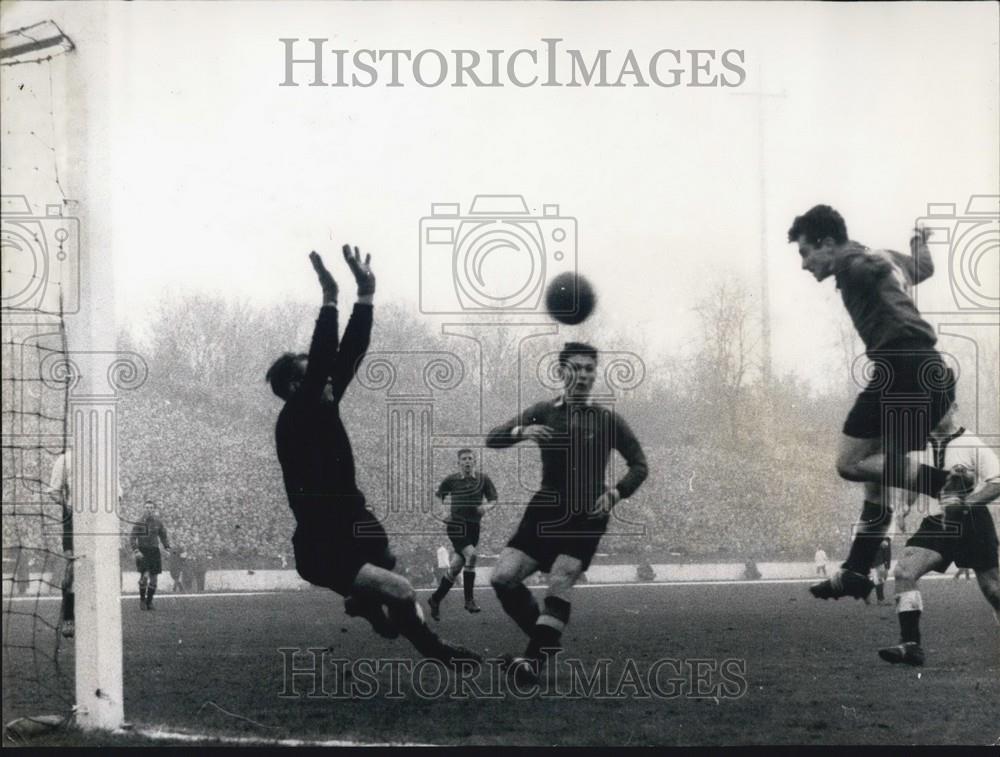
{"left": 2, "top": 6, "right": 131, "bottom": 732}
{"left": 58, "top": 2, "right": 126, "bottom": 731}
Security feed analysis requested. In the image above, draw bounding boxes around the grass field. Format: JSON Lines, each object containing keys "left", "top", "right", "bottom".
{"left": 3, "top": 579, "right": 999, "bottom": 746}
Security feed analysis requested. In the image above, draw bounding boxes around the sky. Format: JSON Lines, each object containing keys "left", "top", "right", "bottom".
{"left": 3, "top": 1, "right": 998, "bottom": 398}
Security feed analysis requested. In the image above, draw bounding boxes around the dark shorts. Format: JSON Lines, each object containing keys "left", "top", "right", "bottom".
{"left": 292, "top": 508, "right": 396, "bottom": 596}
{"left": 907, "top": 509, "right": 999, "bottom": 572}
{"left": 446, "top": 519, "right": 481, "bottom": 553}
{"left": 507, "top": 491, "right": 608, "bottom": 573}
{"left": 842, "top": 347, "right": 955, "bottom": 455}
{"left": 136, "top": 549, "right": 162, "bottom": 575}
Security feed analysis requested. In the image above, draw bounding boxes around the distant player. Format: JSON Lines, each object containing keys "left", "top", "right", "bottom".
{"left": 789, "top": 206, "right": 956, "bottom": 601}
{"left": 267, "top": 247, "right": 475, "bottom": 664}
{"left": 130, "top": 500, "right": 172, "bottom": 610}
{"left": 428, "top": 449, "right": 498, "bottom": 619}
{"left": 878, "top": 402, "right": 1000, "bottom": 666}
{"left": 873, "top": 539, "right": 892, "bottom": 605}
{"left": 49, "top": 451, "right": 75, "bottom": 637}
{"left": 814, "top": 547, "right": 829, "bottom": 577}
{"left": 486, "top": 342, "right": 648, "bottom": 682}
{"left": 49, "top": 450, "right": 123, "bottom": 635}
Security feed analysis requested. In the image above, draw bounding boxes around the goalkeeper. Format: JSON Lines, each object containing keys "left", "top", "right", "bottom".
{"left": 266, "top": 246, "right": 475, "bottom": 664}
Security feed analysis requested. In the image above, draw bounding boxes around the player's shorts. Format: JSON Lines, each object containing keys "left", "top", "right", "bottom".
{"left": 292, "top": 508, "right": 396, "bottom": 596}
{"left": 135, "top": 548, "right": 162, "bottom": 575}
{"left": 842, "top": 345, "right": 955, "bottom": 455}
{"left": 906, "top": 508, "right": 999, "bottom": 572}
{"left": 507, "top": 490, "right": 608, "bottom": 573}
{"left": 446, "top": 519, "right": 481, "bottom": 552}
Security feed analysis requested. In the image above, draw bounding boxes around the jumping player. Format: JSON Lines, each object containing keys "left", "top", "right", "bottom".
{"left": 428, "top": 449, "right": 498, "bottom": 619}
{"left": 130, "top": 500, "right": 172, "bottom": 610}
{"left": 486, "top": 342, "right": 648, "bottom": 682}
{"left": 878, "top": 402, "right": 1000, "bottom": 666}
{"left": 788, "top": 206, "right": 956, "bottom": 601}
{"left": 267, "top": 247, "right": 474, "bottom": 663}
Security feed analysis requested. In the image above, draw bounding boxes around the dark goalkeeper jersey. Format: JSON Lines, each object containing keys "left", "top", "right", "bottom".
{"left": 275, "top": 303, "right": 373, "bottom": 529}
{"left": 130, "top": 517, "right": 170, "bottom": 552}
{"left": 486, "top": 397, "right": 648, "bottom": 506}
{"left": 436, "top": 473, "right": 498, "bottom": 522}
{"left": 833, "top": 239, "right": 937, "bottom": 355}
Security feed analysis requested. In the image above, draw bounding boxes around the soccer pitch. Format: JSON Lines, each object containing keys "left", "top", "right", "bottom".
{"left": 4, "top": 580, "right": 998, "bottom": 746}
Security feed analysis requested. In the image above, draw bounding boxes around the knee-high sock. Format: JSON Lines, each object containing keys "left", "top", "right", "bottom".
{"left": 463, "top": 570, "right": 476, "bottom": 603}
{"left": 525, "top": 596, "right": 571, "bottom": 659}
{"left": 895, "top": 589, "right": 922, "bottom": 644}
{"left": 139, "top": 575, "right": 148, "bottom": 601}
{"left": 875, "top": 582, "right": 885, "bottom": 601}
{"left": 494, "top": 583, "right": 540, "bottom": 635}
{"left": 842, "top": 501, "right": 892, "bottom": 575}
{"left": 431, "top": 575, "right": 454, "bottom": 603}
{"left": 62, "top": 591, "right": 74, "bottom": 622}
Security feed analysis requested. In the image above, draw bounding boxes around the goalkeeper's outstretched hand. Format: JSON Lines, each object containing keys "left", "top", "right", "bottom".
{"left": 342, "top": 244, "right": 375, "bottom": 296}
{"left": 309, "top": 251, "right": 338, "bottom": 305}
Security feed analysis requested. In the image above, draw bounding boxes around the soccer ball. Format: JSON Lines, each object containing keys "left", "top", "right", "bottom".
{"left": 544, "top": 272, "right": 596, "bottom": 325}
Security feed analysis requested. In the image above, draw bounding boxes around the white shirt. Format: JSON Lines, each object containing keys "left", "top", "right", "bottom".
{"left": 908, "top": 429, "right": 1000, "bottom": 519}
{"left": 814, "top": 549, "right": 828, "bottom": 565}
{"left": 436, "top": 546, "right": 450, "bottom": 569}
{"left": 49, "top": 450, "right": 125, "bottom": 501}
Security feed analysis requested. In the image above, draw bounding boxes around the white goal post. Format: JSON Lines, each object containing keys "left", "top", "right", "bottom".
{"left": 2, "top": 7, "right": 125, "bottom": 731}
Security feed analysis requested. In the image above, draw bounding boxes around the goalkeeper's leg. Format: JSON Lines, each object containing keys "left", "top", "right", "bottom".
{"left": 351, "top": 564, "right": 480, "bottom": 663}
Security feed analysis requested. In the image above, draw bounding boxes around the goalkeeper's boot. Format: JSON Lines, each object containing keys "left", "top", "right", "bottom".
{"left": 464, "top": 600, "right": 482, "bottom": 614}
{"left": 501, "top": 654, "right": 541, "bottom": 688}
{"left": 428, "top": 638, "right": 482, "bottom": 666}
{"left": 344, "top": 595, "right": 399, "bottom": 640}
{"left": 809, "top": 569, "right": 874, "bottom": 601}
{"left": 60, "top": 620, "right": 75, "bottom": 639}
{"left": 878, "top": 641, "right": 925, "bottom": 667}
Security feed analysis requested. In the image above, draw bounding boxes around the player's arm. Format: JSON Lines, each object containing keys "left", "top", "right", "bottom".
{"left": 158, "top": 521, "right": 172, "bottom": 551}
{"left": 486, "top": 403, "right": 551, "bottom": 448}
{"left": 594, "top": 415, "right": 648, "bottom": 516}
{"left": 611, "top": 414, "right": 649, "bottom": 500}
{"left": 908, "top": 226, "right": 934, "bottom": 284}
{"left": 481, "top": 475, "right": 498, "bottom": 515}
{"left": 963, "top": 447, "right": 1000, "bottom": 508}
{"left": 129, "top": 523, "right": 141, "bottom": 556}
{"left": 49, "top": 454, "right": 73, "bottom": 554}
{"left": 301, "top": 251, "right": 341, "bottom": 400}
{"left": 433, "top": 477, "right": 451, "bottom": 519}
{"left": 331, "top": 245, "right": 376, "bottom": 402}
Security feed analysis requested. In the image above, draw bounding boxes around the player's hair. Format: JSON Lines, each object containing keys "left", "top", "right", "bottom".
{"left": 787, "top": 205, "right": 848, "bottom": 246}
{"left": 457, "top": 448, "right": 473, "bottom": 458}
{"left": 266, "top": 352, "right": 307, "bottom": 400}
{"left": 559, "top": 341, "right": 598, "bottom": 367}
{"left": 143, "top": 500, "right": 156, "bottom": 507}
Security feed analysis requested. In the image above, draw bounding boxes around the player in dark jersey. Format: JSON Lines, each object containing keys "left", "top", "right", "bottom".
{"left": 428, "top": 449, "right": 498, "bottom": 618}
{"left": 486, "top": 342, "right": 648, "bottom": 682}
{"left": 129, "top": 500, "right": 172, "bottom": 610}
{"left": 267, "top": 247, "right": 475, "bottom": 664}
{"left": 788, "top": 206, "right": 956, "bottom": 602}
